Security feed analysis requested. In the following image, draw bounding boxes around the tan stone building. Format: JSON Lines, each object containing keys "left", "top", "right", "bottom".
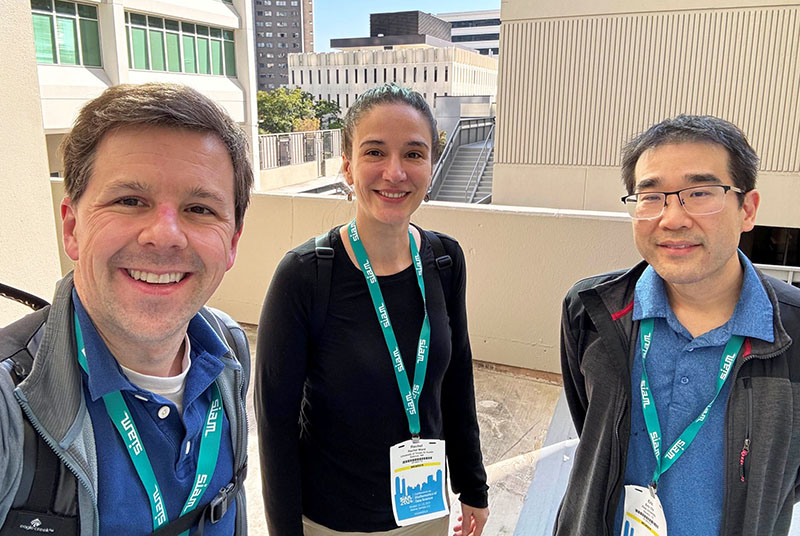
{"left": 493, "top": 0, "right": 800, "bottom": 234}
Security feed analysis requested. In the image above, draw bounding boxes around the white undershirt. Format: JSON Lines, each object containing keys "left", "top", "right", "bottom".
{"left": 120, "top": 334, "right": 192, "bottom": 414}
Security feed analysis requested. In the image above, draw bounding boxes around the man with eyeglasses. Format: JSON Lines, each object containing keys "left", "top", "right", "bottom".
{"left": 555, "top": 115, "right": 800, "bottom": 536}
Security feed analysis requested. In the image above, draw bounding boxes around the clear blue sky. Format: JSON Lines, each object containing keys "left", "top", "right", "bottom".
{"left": 313, "top": 0, "right": 501, "bottom": 52}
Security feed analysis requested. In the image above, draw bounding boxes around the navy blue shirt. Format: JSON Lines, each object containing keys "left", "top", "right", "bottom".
{"left": 73, "top": 291, "right": 236, "bottom": 535}
{"left": 614, "top": 252, "right": 773, "bottom": 535}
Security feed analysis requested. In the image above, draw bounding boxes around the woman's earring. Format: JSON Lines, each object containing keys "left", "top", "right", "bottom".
{"left": 347, "top": 190, "right": 353, "bottom": 202}
{"left": 424, "top": 192, "right": 430, "bottom": 202}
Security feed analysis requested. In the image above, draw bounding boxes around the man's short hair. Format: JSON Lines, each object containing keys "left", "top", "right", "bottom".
{"left": 61, "top": 83, "right": 253, "bottom": 230}
{"left": 621, "top": 115, "right": 759, "bottom": 200}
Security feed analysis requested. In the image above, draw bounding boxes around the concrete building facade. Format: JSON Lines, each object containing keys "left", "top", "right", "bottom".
{"left": 30, "top": 0, "right": 259, "bottom": 177}
{"left": 437, "top": 10, "right": 501, "bottom": 56}
{"left": 289, "top": 47, "right": 497, "bottom": 116}
{"left": 493, "top": 0, "right": 800, "bottom": 233}
{"left": 252, "top": 0, "right": 313, "bottom": 91}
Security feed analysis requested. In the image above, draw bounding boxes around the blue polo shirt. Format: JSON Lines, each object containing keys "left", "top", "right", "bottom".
{"left": 614, "top": 251, "right": 773, "bottom": 536}
{"left": 73, "top": 291, "right": 236, "bottom": 535}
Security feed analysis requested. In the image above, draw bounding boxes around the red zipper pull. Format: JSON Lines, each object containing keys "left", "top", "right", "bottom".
{"left": 739, "top": 438, "right": 750, "bottom": 482}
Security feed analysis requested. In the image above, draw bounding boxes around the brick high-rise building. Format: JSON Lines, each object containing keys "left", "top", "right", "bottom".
{"left": 253, "top": 0, "right": 313, "bottom": 91}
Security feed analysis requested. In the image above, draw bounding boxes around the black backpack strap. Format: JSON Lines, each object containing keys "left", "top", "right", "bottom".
{"left": 422, "top": 230, "right": 454, "bottom": 303}
{"left": 149, "top": 463, "right": 247, "bottom": 536}
{"left": 312, "top": 231, "right": 334, "bottom": 343}
{"left": 1, "top": 307, "right": 79, "bottom": 536}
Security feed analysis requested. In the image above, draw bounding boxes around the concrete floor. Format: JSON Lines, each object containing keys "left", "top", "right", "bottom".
{"left": 240, "top": 324, "right": 562, "bottom": 535}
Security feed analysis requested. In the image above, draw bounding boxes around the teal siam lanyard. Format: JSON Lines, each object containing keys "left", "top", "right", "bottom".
{"left": 347, "top": 219, "right": 431, "bottom": 436}
{"left": 74, "top": 312, "right": 223, "bottom": 534}
{"left": 639, "top": 317, "right": 744, "bottom": 487}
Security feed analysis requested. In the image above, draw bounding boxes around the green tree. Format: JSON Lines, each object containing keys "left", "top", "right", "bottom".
{"left": 257, "top": 87, "right": 315, "bottom": 133}
{"left": 314, "top": 99, "right": 342, "bottom": 130}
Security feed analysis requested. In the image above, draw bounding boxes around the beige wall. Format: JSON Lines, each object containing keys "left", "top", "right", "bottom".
{"left": 0, "top": 1, "right": 62, "bottom": 326}
{"left": 209, "top": 194, "right": 642, "bottom": 373}
{"left": 259, "top": 157, "right": 342, "bottom": 190}
{"left": 494, "top": 1, "right": 800, "bottom": 224}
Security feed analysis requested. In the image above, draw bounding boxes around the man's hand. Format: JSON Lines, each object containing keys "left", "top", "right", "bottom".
{"left": 452, "top": 503, "right": 489, "bottom": 536}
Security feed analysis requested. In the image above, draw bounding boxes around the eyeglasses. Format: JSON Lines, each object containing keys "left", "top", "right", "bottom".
{"left": 621, "top": 184, "right": 745, "bottom": 220}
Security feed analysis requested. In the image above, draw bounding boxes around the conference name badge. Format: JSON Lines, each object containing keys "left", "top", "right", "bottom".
{"left": 389, "top": 439, "right": 448, "bottom": 526}
{"left": 621, "top": 485, "right": 667, "bottom": 536}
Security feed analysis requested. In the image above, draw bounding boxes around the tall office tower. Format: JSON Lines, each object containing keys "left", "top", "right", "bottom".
{"left": 436, "top": 10, "right": 500, "bottom": 56}
{"left": 253, "top": 0, "right": 314, "bottom": 91}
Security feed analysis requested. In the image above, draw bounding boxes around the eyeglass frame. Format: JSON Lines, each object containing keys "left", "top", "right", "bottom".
{"left": 620, "top": 184, "right": 747, "bottom": 220}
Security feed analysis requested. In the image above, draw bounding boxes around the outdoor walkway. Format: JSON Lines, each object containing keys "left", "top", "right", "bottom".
{"left": 240, "top": 325, "right": 562, "bottom": 535}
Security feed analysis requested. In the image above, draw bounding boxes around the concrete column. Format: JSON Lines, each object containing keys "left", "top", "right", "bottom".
{"left": 0, "top": 0, "right": 63, "bottom": 324}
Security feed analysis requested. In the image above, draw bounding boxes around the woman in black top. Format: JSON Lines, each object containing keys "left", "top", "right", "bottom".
{"left": 255, "top": 85, "right": 489, "bottom": 536}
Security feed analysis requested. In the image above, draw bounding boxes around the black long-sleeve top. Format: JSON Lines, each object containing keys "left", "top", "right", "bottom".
{"left": 255, "top": 226, "right": 488, "bottom": 535}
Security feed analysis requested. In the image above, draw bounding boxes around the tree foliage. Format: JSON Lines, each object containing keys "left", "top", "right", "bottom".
{"left": 257, "top": 87, "right": 342, "bottom": 133}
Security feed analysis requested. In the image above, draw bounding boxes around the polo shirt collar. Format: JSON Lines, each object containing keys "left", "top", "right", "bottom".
{"left": 632, "top": 250, "right": 774, "bottom": 343}
{"left": 72, "top": 289, "right": 228, "bottom": 402}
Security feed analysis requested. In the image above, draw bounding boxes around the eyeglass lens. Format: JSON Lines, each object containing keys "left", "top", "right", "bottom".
{"left": 625, "top": 185, "right": 728, "bottom": 219}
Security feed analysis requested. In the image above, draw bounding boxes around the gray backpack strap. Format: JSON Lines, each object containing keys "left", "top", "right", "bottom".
{"left": 199, "top": 307, "right": 250, "bottom": 390}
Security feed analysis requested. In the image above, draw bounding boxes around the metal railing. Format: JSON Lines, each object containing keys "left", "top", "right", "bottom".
{"left": 259, "top": 129, "right": 342, "bottom": 170}
{"left": 430, "top": 117, "right": 495, "bottom": 200}
{"left": 465, "top": 123, "right": 495, "bottom": 203}
{"left": 754, "top": 263, "right": 800, "bottom": 286}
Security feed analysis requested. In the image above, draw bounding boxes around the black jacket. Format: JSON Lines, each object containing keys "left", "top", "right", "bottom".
{"left": 556, "top": 261, "right": 800, "bottom": 535}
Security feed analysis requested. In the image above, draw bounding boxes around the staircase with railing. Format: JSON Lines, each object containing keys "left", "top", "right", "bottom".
{"left": 429, "top": 117, "right": 495, "bottom": 204}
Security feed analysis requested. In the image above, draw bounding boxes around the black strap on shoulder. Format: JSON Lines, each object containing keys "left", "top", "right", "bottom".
{"left": 0, "top": 283, "right": 49, "bottom": 312}
{"left": 312, "top": 231, "right": 334, "bottom": 343}
{"left": 422, "top": 230, "right": 454, "bottom": 307}
{"left": 149, "top": 463, "right": 247, "bottom": 536}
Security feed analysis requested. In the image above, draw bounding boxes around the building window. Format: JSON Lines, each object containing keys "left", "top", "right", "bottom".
{"left": 413, "top": 67, "right": 417, "bottom": 82}
{"left": 292, "top": 32, "right": 299, "bottom": 38}
{"left": 291, "top": 0, "right": 298, "bottom": 4}
{"left": 444, "top": 66, "right": 448, "bottom": 82}
{"left": 434, "top": 66, "right": 437, "bottom": 82}
{"left": 345, "top": 94, "right": 349, "bottom": 107}
{"left": 300, "top": 70, "right": 303, "bottom": 84}
{"left": 277, "top": 42, "right": 287, "bottom": 48}
{"left": 402, "top": 67, "right": 406, "bottom": 83}
{"left": 336, "top": 69, "right": 339, "bottom": 84}
{"left": 292, "top": 42, "right": 299, "bottom": 48}
{"left": 423, "top": 67, "right": 427, "bottom": 82}
{"left": 374, "top": 68, "right": 377, "bottom": 83}
{"left": 317, "top": 69, "right": 321, "bottom": 84}
{"left": 291, "top": 70, "right": 295, "bottom": 84}
{"left": 277, "top": 22, "right": 287, "bottom": 27}
{"left": 126, "top": 13, "right": 235, "bottom": 76}
{"left": 345, "top": 69, "right": 348, "bottom": 83}
{"left": 31, "top": 0, "right": 101, "bottom": 66}
{"left": 393, "top": 67, "right": 396, "bottom": 82}
{"left": 276, "top": 11, "right": 286, "bottom": 16}
{"left": 327, "top": 69, "right": 330, "bottom": 84}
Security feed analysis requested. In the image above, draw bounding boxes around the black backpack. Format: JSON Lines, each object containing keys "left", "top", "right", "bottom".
{"left": 308, "top": 227, "right": 455, "bottom": 342}
{"left": 0, "top": 284, "right": 249, "bottom": 536}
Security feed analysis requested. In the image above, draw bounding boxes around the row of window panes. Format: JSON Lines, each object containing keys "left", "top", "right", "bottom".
{"left": 255, "top": 0, "right": 298, "bottom": 4}
{"left": 125, "top": 12, "right": 236, "bottom": 76}
{"left": 31, "top": 0, "right": 101, "bottom": 66}
{"left": 293, "top": 65, "right": 449, "bottom": 85}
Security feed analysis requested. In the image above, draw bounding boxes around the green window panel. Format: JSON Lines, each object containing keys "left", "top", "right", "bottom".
{"left": 149, "top": 29, "right": 165, "bottom": 70}
{"left": 182, "top": 35, "right": 196, "bottom": 73}
{"left": 210, "top": 39, "right": 222, "bottom": 75}
{"left": 210, "top": 27, "right": 221, "bottom": 39}
{"left": 165, "top": 19, "right": 179, "bottom": 31}
{"left": 223, "top": 30, "right": 234, "bottom": 41}
{"left": 56, "top": 16, "right": 78, "bottom": 65}
{"left": 79, "top": 18, "right": 101, "bottom": 66}
{"left": 32, "top": 13, "right": 56, "bottom": 63}
{"left": 129, "top": 26, "right": 149, "bottom": 69}
{"left": 31, "top": 0, "right": 53, "bottom": 11}
{"left": 77, "top": 3, "right": 96, "bottom": 18}
{"left": 166, "top": 32, "right": 181, "bottom": 72}
{"left": 224, "top": 40, "right": 236, "bottom": 76}
{"left": 54, "top": 0, "right": 74, "bottom": 15}
{"left": 197, "top": 37, "right": 210, "bottom": 74}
